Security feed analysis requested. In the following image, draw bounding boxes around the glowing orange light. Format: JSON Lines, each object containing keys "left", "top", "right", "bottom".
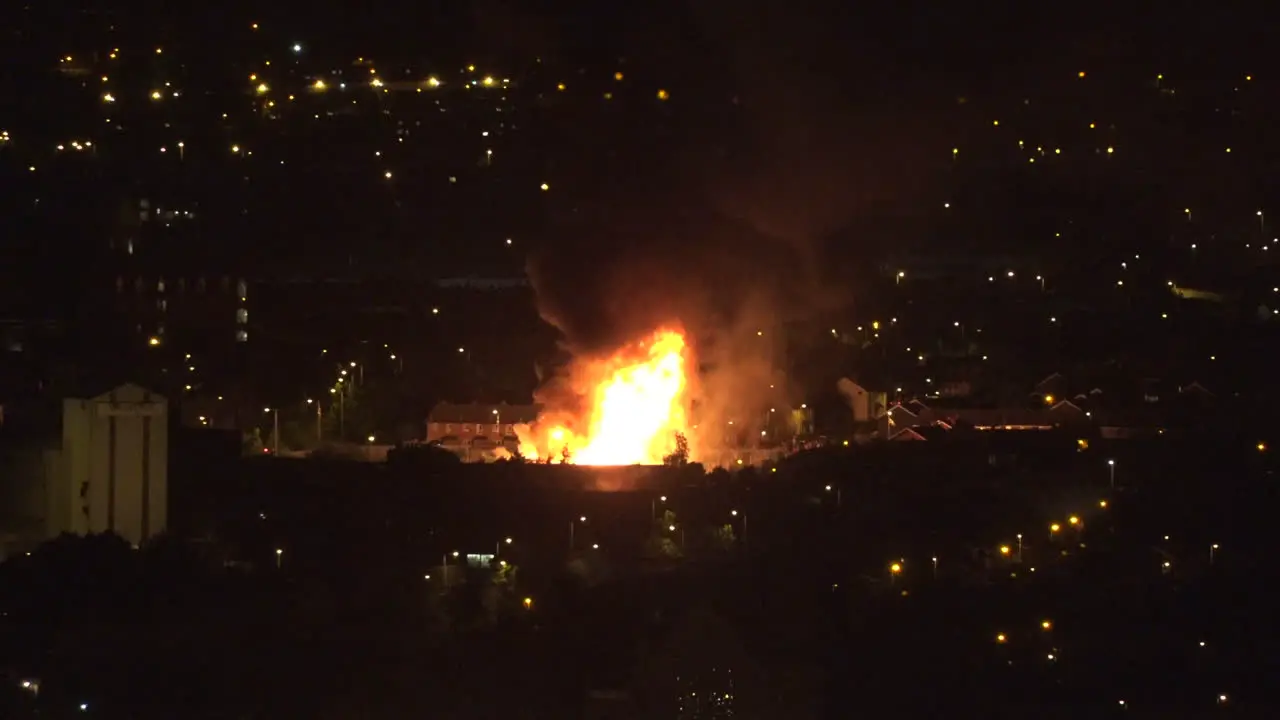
{"left": 517, "top": 330, "right": 691, "bottom": 466}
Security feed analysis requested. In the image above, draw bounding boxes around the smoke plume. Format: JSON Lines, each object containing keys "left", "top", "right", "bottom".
{"left": 505, "top": 0, "right": 940, "bottom": 453}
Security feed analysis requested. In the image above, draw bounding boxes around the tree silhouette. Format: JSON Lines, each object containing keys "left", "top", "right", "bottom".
{"left": 663, "top": 432, "right": 690, "bottom": 466}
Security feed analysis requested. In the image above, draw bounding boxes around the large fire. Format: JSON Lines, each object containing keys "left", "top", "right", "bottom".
{"left": 517, "top": 329, "right": 692, "bottom": 465}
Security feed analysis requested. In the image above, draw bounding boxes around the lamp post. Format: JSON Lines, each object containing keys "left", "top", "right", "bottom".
{"left": 1016, "top": 533, "right": 1023, "bottom": 562}
{"left": 731, "top": 509, "right": 747, "bottom": 547}
{"left": 651, "top": 495, "right": 667, "bottom": 521}
{"left": 497, "top": 536, "right": 512, "bottom": 556}
{"left": 1108, "top": 459, "right": 1116, "bottom": 489}
{"left": 307, "top": 398, "right": 322, "bottom": 444}
{"left": 264, "top": 407, "right": 279, "bottom": 455}
{"left": 1210, "top": 543, "right": 1219, "bottom": 565}
{"left": 275, "top": 547, "right": 283, "bottom": 569}
{"left": 570, "top": 516, "right": 586, "bottom": 550}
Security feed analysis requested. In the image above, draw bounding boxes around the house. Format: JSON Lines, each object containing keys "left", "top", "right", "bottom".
{"left": 885, "top": 398, "right": 1091, "bottom": 434}
{"left": 1179, "top": 381, "right": 1214, "bottom": 400}
{"left": 422, "top": 397, "right": 537, "bottom": 443}
{"left": 890, "top": 425, "right": 950, "bottom": 441}
{"left": 1035, "top": 372, "right": 1067, "bottom": 399}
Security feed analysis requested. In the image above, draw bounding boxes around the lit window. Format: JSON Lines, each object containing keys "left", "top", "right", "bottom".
{"left": 157, "top": 278, "right": 166, "bottom": 293}
{"left": 158, "top": 299, "right": 167, "bottom": 312}
{"left": 235, "top": 329, "right": 248, "bottom": 343}
{"left": 236, "top": 279, "right": 247, "bottom": 297}
{"left": 236, "top": 308, "right": 248, "bottom": 324}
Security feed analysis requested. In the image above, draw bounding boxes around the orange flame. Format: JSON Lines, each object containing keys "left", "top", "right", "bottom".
{"left": 518, "top": 330, "right": 691, "bottom": 465}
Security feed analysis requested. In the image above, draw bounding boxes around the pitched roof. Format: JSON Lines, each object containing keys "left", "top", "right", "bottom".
{"left": 428, "top": 402, "right": 541, "bottom": 424}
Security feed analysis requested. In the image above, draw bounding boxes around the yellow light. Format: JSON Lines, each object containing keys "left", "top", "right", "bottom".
{"left": 889, "top": 562, "right": 902, "bottom": 574}
{"left": 467, "top": 64, "right": 476, "bottom": 72}
{"left": 313, "top": 79, "right": 327, "bottom": 90}
{"left": 995, "top": 633, "right": 1007, "bottom": 644}
{"left": 1050, "top": 523, "right": 1060, "bottom": 533}
{"left": 147, "top": 336, "right": 161, "bottom": 347}
{"left": 1078, "top": 70, "right": 1086, "bottom": 78}
{"left": 102, "top": 93, "right": 115, "bottom": 103}
{"left": 1258, "top": 442, "right": 1268, "bottom": 452}
{"left": 999, "top": 545, "right": 1011, "bottom": 556}
{"left": 872, "top": 320, "right": 880, "bottom": 330}
{"left": 992, "top": 120, "right": 999, "bottom": 126}
{"left": 150, "top": 90, "right": 162, "bottom": 101}
{"left": 1068, "top": 516, "right": 1079, "bottom": 525}
{"left": 1041, "top": 620, "right": 1053, "bottom": 630}
{"left": 556, "top": 82, "right": 566, "bottom": 91}
{"left": 540, "top": 183, "right": 549, "bottom": 191}
{"left": 1089, "top": 122, "right": 1096, "bottom": 129}
{"left": 1106, "top": 146, "right": 1114, "bottom": 154}
{"left": 1099, "top": 499, "right": 1108, "bottom": 508}
{"left": 371, "top": 78, "right": 384, "bottom": 88}
{"left": 1044, "top": 394, "right": 1055, "bottom": 405}
{"left": 614, "top": 71, "right": 624, "bottom": 81}
{"left": 255, "top": 83, "right": 269, "bottom": 94}
{"left": 523, "top": 597, "right": 533, "bottom": 609}
{"left": 427, "top": 76, "right": 441, "bottom": 88}
{"left": 657, "top": 88, "right": 670, "bottom": 101}
{"left": 231, "top": 144, "right": 241, "bottom": 154}
{"left": 481, "top": 76, "right": 495, "bottom": 87}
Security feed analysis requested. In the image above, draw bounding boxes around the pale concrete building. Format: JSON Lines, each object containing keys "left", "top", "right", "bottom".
{"left": 0, "top": 383, "right": 168, "bottom": 555}
{"left": 53, "top": 383, "right": 168, "bottom": 545}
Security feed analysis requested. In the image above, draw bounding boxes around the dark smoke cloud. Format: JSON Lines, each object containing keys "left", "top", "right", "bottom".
{"left": 516, "top": 0, "right": 943, "bottom": 350}
{"left": 479, "top": 0, "right": 948, "bottom": 436}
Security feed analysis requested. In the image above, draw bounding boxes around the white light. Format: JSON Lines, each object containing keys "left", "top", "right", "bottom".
{"left": 292, "top": 43, "right": 302, "bottom": 53}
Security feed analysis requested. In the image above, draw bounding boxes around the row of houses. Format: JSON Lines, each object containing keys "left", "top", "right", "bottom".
{"left": 886, "top": 374, "right": 1218, "bottom": 441}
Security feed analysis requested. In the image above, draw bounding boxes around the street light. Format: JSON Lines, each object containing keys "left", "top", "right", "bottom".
{"left": 570, "top": 516, "right": 586, "bottom": 550}
{"left": 1107, "top": 459, "right": 1116, "bottom": 489}
{"left": 275, "top": 548, "right": 283, "bottom": 569}
{"left": 730, "top": 509, "right": 748, "bottom": 546}
{"left": 651, "top": 494, "right": 666, "bottom": 520}
{"left": 263, "top": 407, "right": 279, "bottom": 455}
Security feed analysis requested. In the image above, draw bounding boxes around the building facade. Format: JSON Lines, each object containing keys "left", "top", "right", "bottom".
{"left": 52, "top": 384, "right": 168, "bottom": 545}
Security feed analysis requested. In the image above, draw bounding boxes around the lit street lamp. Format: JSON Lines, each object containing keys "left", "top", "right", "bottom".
{"left": 651, "top": 494, "right": 666, "bottom": 521}
{"left": 275, "top": 547, "right": 283, "bottom": 569}
{"left": 1108, "top": 459, "right": 1116, "bottom": 489}
{"left": 263, "top": 407, "right": 279, "bottom": 455}
{"left": 731, "top": 509, "right": 747, "bottom": 546}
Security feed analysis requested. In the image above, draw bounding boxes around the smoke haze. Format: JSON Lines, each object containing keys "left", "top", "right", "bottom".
{"left": 485, "top": 0, "right": 945, "bottom": 447}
